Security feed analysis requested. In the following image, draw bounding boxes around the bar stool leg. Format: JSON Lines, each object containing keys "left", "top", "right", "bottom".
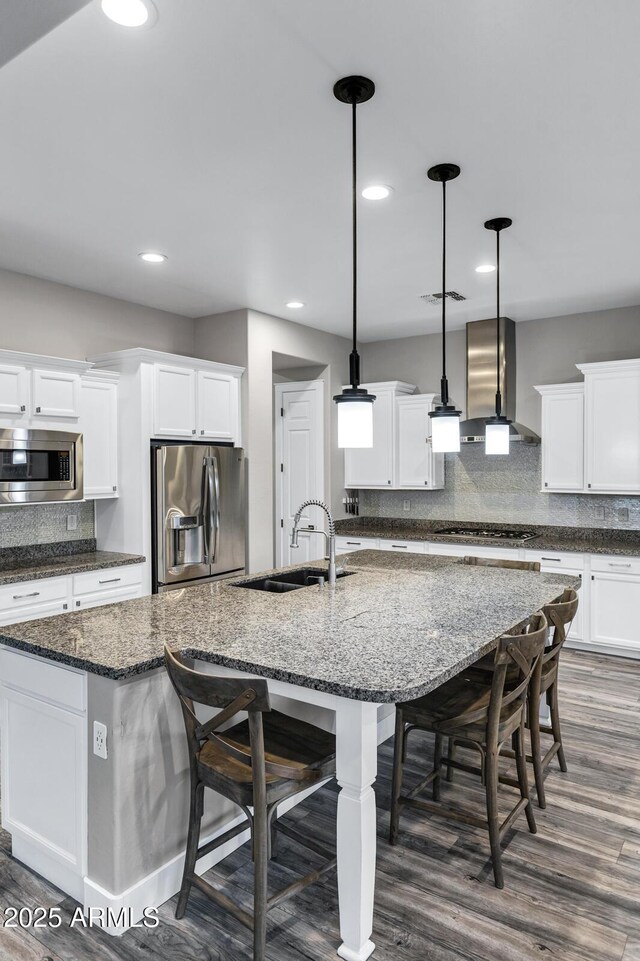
{"left": 176, "top": 779, "right": 204, "bottom": 919}
{"left": 433, "top": 733, "right": 443, "bottom": 801}
{"left": 389, "top": 708, "right": 405, "bottom": 845}
{"left": 484, "top": 748, "right": 504, "bottom": 889}
{"left": 549, "top": 680, "right": 567, "bottom": 772}
{"left": 447, "top": 737, "right": 457, "bottom": 783}
{"left": 514, "top": 719, "right": 537, "bottom": 834}
{"left": 253, "top": 801, "right": 269, "bottom": 961}
{"left": 528, "top": 679, "right": 546, "bottom": 809}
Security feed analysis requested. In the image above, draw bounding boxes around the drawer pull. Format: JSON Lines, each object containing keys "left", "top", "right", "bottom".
{"left": 541, "top": 557, "right": 561, "bottom": 562}
{"left": 12, "top": 591, "right": 40, "bottom": 600}
{"left": 346, "top": 541, "right": 361, "bottom": 546}
{"left": 99, "top": 577, "right": 122, "bottom": 585}
{"left": 608, "top": 562, "right": 632, "bottom": 568}
{"left": 392, "top": 544, "right": 408, "bottom": 549}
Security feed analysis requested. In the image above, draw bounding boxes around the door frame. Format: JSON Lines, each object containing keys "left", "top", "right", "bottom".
{"left": 274, "top": 379, "right": 325, "bottom": 567}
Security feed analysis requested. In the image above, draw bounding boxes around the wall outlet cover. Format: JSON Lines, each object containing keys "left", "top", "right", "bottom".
{"left": 618, "top": 507, "right": 630, "bottom": 522}
{"left": 66, "top": 514, "right": 78, "bottom": 532}
{"left": 595, "top": 506, "right": 605, "bottom": 521}
{"left": 93, "top": 721, "right": 108, "bottom": 760}
{"left": 403, "top": 500, "right": 411, "bottom": 511}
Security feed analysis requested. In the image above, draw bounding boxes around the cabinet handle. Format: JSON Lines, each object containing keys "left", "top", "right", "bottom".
{"left": 544, "top": 482, "right": 548, "bottom": 487}
{"left": 20, "top": 405, "right": 26, "bottom": 412}
{"left": 392, "top": 544, "right": 407, "bottom": 549}
{"left": 541, "top": 557, "right": 561, "bottom": 562}
{"left": 608, "top": 562, "right": 632, "bottom": 568}
{"left": 346, "top": 541, "right": 361, "bottom": 546}
{"left": 76, "top": 600, "right": 81, "bottom": 607}
{"left": 113, "top": 486, "right": 117, "bottom": 492}
{"left": 63, "top": 603, "right": 68, "bottom": 610}
{"left": 99, "top": 577, "right": 122, "bottom": 584}
{"left": 12, "top": 591, "right": 40, "bottom": 600}
{"left": 192, "top": 429, "right": 196, "bottom": 435}
{"left": 35, "top": 406, "right": 41, "bottom": 413}
{"left": 587, "top": 483, "right": 591, "bottom": 489}
{"left": 200, "top": 430, "right": 205, "bottom": 435}
{"left": 387, "top": 480, "right": 391, "bottom": 485}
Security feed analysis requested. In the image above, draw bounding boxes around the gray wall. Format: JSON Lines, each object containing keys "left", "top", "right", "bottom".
{"left": 361, "top": 305, "right": 640, "bottom": 435}
{"left": 0, "top": 268, "right": 194, "bottom": 360}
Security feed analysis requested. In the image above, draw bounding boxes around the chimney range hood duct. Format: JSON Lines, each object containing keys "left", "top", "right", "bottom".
{"left": 459, "top": 318, "right": 540, "bottom": 444}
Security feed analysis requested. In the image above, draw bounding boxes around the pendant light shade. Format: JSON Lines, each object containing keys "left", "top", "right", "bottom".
{"left": 332, "top": 75, "right": 376, "bottom": 448}
{"left": 427, "top": 163, "right": 462, "bottom": 453}
{"left": 483, "top": 217, "right": 513, "bottom": 455}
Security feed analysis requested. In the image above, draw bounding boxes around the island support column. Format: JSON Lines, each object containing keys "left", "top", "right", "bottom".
{"left": 335, "top": 697, "right": 380, "bottom": 961}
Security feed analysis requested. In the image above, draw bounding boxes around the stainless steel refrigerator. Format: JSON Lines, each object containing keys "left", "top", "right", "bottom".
{"left": 152, "top": 443, "right": 245, "bottom": 592}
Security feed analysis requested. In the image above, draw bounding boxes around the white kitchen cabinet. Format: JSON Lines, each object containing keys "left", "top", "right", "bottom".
{"left": 80, "top": 372, "right": 119, "bottom": 499}
{"left": 335, "top": 536, "right": 380, "bottom": 554}
{"left": 153, "top": 364, "right": 198, "bottom": 438}
{"left": 378, "top": 538, "right": 425, "bottom": 553}
{"left": 72, "top": 564, "right": 143, "bottom": 610}
{"left": 197, "top": 369, "right": 239, "bottom": 442}
{"left": 427, "top": 542, "right": 521, "bottom": 560}
{"left": 344, "top": 382, "right": 416, "bottom": 489}
{"left": 31, "top": 369, "right": 80, "bottom": 421}
{"left": 579, "top": 359, "right": 640, "bottom": 493}
{"left": 396, "top": 394, "right": 444, "bottom": 490}
{"left": 590, "top": 560, "right": 640, "bottom": 657}
{"left": 0, "top": 364, "right": 29, "bottom": 422}
{"left": 535, "top": 383, "right": 584, "bottom": 492}
{"left": 0, "top": 576, "right": 71, "bottom": 626}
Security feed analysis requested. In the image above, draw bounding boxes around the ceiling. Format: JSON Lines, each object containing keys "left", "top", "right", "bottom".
{"left": 1, "top": 0, "right": 640, "bottom": 341}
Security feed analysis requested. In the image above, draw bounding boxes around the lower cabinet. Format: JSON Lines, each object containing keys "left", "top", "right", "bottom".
{"left": 72, "top": 565, "right": 143, "bottom": 610}
{"left": 590, "top": 555, "right": 640, "bottom": 657}
{"left": 335, "top": 536, "right": 380, "bottom": 555}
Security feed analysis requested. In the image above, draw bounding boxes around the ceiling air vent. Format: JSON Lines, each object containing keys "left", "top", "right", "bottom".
{"left": 420, "top": 291, "right": 466, "bottom": 305}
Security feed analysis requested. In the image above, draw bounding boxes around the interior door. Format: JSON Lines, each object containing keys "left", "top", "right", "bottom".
{"left": 208, "top": 446, "right": 246, "bottom": 577}
{"left": 276, "top": 382, "right": 324, "bottom": 566}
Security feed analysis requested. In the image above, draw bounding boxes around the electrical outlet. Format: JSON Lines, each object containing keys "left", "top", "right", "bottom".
{"left": 595, "top": 506, "right": 605, "bottom": 521}
{"left": 93, "top": 721, "right": 108, "bottom": 760}
{"left": 618, "top": 507, "right": 630, "bottom": 523}
{"left": 403, "top": 500, "right": 411, "bottom": 511}
{"left": 66, "top": 513, "right": 78, "bottom": 532}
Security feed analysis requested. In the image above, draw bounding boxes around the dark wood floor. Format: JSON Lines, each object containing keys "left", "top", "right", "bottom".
{"left": 1, "top": 649, "right": 639, "bottom": 961}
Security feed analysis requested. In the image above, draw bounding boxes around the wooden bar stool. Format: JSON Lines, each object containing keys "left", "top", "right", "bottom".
{"left": 463, "top": 555, "right": 541, "bottom": 572}
{"left": 528, "top": 588, "right": 579, "bottom": 808}
{"left": 165, "top": 646, "right": 337, "bottom": 961}
{"left": 389, "top": 612, "right": 547, "bottom": 889}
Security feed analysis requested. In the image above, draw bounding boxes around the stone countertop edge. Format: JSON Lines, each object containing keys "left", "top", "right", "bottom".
{"left": 335, "top": 518, "right": 640, "bottom": 557}
{"left": 0, "top": 552, "right": 580, "bottom": 703}
{"left": 0, "top": 551, "right": 146, "bottom": 586}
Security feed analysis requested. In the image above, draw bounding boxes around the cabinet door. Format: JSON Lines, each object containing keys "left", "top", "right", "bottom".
{"left": 334, "top": 536, "right": 379, "bottom": 554}
{"left": 344, "top": 389, "right": 393, "bottom": 488}
{"left": 153, "top": 365, "right": 197, "bottom": 438}
{"left": 590, "top": 572, "right": 640, "bottom": 655}
{"left": 0, "top": 364, "right": 29, "bottom": 422}
{"left": 0, "top": 576, "right": 71, "bottom": 626}
{"left": 80, "top": 379, "right": 118, "bottom": 498}
{"left": 32, "top": 369, "right": 80, "bottom": 419}
{"left": 396, "top": 397, "right": 444, "bottom": 489}
{"left": 197, "top": 370, "right": 238, "bottom": 441}
{"left": 586, "top": 369, "right": 640, "bottom": 492}
{"left": 541, "top": 390, "right": 584, "bottom": 491}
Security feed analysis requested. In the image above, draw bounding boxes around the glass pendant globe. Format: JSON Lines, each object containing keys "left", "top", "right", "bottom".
{"left": 431, "top": 414, "right": 460, "bottom": 453}
{"left": 485, "top": 422, "right": 510, "bottom": 455}
{"left": 337, "top": 400, "right": 374, "bottom": 448}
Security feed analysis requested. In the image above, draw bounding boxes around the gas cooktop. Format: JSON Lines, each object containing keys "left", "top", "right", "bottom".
{"left": 435, "top": 527, "right": 539, "bottom": 541}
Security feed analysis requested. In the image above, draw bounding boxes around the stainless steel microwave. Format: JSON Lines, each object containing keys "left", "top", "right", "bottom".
{"left": 0, "top": 429, "right": 84, "bottom": 504}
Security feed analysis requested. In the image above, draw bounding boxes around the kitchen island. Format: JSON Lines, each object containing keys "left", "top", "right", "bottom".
{"left": 0, "top": 550, "right": 579, "bottom": 961}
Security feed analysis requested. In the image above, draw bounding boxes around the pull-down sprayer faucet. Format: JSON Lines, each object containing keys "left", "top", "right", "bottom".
{"left": 290, "top": 499, "right": 339, "bottom": 587}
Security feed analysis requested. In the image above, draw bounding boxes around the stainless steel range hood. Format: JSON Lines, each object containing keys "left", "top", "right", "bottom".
{"left": 459, "top": 317, "right": 540, "bottom": 444}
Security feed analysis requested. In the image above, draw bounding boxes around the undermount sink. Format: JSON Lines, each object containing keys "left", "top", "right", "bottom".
{"left": 233, "top": 567, "right": 353, "bottom": 593}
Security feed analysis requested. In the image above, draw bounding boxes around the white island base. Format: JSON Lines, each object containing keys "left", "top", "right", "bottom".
{"left": 0, "top": 646, "right": 393, "bottom": 961}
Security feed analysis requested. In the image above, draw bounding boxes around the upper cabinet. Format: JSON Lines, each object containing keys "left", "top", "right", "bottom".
{"left": 0, "top": 364, "right": 29, "bottom": 421}
{"left": 0, "top": 354, "right": 88, "bottom": 428}
{"left": 32, "top": 369, "right": 80, "bottom": 420}
{"left": 154, "top": 364, "right": 198, "bottom": 438}
{"left": 197, "top": 370, "right": 238, "bottom": 441}
{"left": 396, "top": 393, "right": 445, "bottom": 490}
{"left": 580, "top": 359, "right": 640, "bottom": 493}
{"left": 80, "top": 372, "right": 119, "bottom": 499}
{"left": 344, "top": 382, "right": 444, "bottom": 490}
{"left": 536, "top": 358, "right": 640, "bottom": 495}
{"left": 535, "top": 383, "right": 584, "bottom": 492}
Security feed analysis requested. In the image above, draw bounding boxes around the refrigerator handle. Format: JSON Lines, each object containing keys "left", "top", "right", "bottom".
{"left": 211, "top": 454, "right": 221, "bottom": 563}
{"left": 202, "top": 457, "right": 212, "bottom": 564}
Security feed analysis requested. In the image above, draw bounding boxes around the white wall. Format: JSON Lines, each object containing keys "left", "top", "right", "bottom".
{"left": 0, "top": 268, "right": 194, "bottom": 359}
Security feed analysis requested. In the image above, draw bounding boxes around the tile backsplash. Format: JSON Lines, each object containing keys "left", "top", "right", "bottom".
{"left": 359, "top": 444, "right": 640, "bottom": 530}
{"left": 0, "top": 501, "right": 95, "bottom": 548}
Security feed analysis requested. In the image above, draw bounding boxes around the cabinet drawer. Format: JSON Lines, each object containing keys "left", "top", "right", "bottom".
{"left": 335, "top": 536, "right": 379, "bottom": 554}
{"left": 73, "top": 584, "right": 142, "bottom": 611}
{"left": 524, "top": 550, "right": 585, "bottom": 571}
{"left": 378, "top": 539, "right": 425, "bottom": 554}
{"left": 0, "top": 648, "right": 86, "bottom": 713}
{"left": 72, "top": 564, "right": 143, "bottom": 597}
{"left": 428, "top": 542, "right": 520, "bottom": 560}
{"left": 591, "top": 554, "right": 640, "bottom": 576}
{"left": 0, "top": 576, "right": 69, "bottom": 612}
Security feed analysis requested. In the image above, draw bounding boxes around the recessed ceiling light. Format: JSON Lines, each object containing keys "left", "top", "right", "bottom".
{"left": 286, "top": 301, "right": 305, "bottom": 309}
{"left": 475, "top": 264, "right": 496, "bottom": 273}
{"left": 361, "top": 185, "right": 392, "bottom": 201}
{"left": 101, "top": 0, "right": 157, "bottom": 28}
{"left": 139, "top": 251, "right": 167, "bottom": 263}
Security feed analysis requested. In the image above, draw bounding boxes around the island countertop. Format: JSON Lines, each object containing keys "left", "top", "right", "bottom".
{"left": 0, "top": 551, "right": 579, "bottom": 702}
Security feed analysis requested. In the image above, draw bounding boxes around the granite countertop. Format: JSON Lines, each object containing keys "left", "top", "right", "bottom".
{"left": 335, "top": 517, "right": 640, "bottom": 557}
{"left": 0, "top": 539, "right": 145, "bottom": 585}
{"left": 0, "top": 551, "right": 578, "bottom": 702}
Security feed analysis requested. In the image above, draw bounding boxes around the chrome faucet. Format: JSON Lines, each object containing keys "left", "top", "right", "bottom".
{"left": 290, "top": 499, "right": 339, "bottom": 587}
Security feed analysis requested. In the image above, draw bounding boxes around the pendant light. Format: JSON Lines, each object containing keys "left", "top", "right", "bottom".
{"left": 484, "top": 217, "right": 513, "bottom": 455}
{"left": 332, "top": 76, "right": 376, "bottom": 448}
{"left": 427, "top": 163, "right": 462, "bottom": 453}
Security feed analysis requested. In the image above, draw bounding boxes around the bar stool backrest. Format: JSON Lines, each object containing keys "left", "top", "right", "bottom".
{"left": 485, "top": 612, "right": 548, "bottom": 739}
{"left": 541, "top": 588, "right": 579, "bottom": 670}
{"left": 463, "top": 556, "right": 541, "bottom": 572}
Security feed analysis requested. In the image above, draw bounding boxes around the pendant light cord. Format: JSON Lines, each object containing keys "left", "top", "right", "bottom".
{"left": 440, "top": 180, "right": 449, "bottom": 407}
{"left": 348, "top": 99, "right": 360, "bottom": 390}
{"left": 495, "top": 228, "right": 502, "bottom": 418}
